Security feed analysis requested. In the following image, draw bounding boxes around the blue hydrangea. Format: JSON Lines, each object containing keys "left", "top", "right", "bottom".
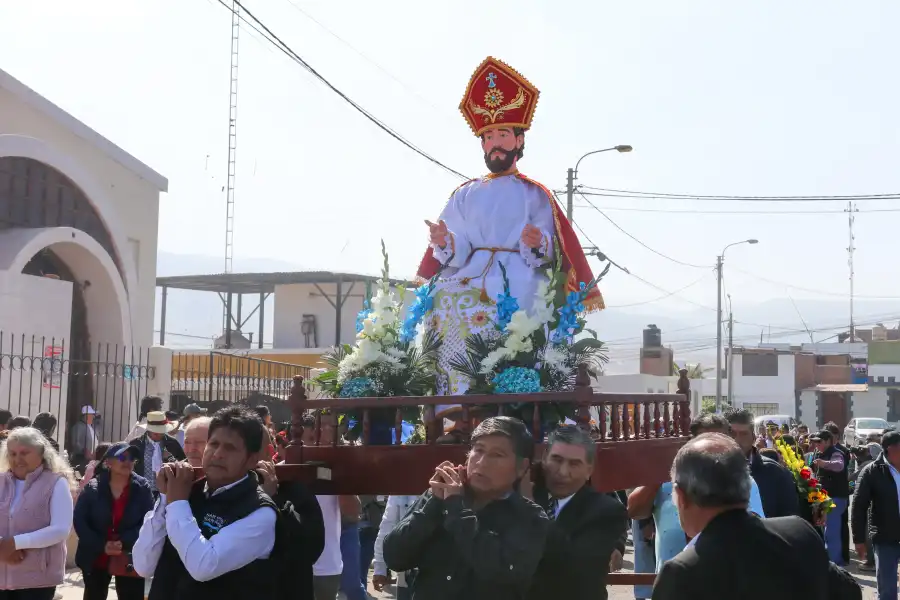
{"left": 553, "top": 282, "right": 588, "bottom": 339}
{"left": 400, "top": 285, "right": 434, "bottom": 343}
{"left": 496, "top": 293, "right": 519, "bottom": 330}
{"left": 494, "top": 367, "right": 543, "bottom": 394}
{"left": 339, "top": 377, "right": 377, "bottom": 398}
{"left": 355, "top": 301, "right": 371, "bottom": 334}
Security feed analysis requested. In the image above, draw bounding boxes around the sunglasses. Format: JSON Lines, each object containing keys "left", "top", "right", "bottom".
{"left": 114, "top": 453, "right": 136, "bottom": 463}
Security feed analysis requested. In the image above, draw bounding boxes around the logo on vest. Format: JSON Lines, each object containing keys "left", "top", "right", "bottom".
{"left": 201, "top": 513, "right": 226, "bottom": 534}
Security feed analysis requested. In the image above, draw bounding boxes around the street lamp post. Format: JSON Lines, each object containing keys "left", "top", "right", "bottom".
{"left": 715, "top": 239, "right": 759, "bottom": 413}
{"left": 566, "top": 145, "right": 633, "bottom": 221}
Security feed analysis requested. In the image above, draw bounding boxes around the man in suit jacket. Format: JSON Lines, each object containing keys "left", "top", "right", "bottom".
{"left": 527, "top": 425, "right": 627, "bottom": 600}
{"left": 129, "top": 410, "right": 186, "bottom": 495}
{"left": 652, "top": 433, "right": 861, "bottom": 600}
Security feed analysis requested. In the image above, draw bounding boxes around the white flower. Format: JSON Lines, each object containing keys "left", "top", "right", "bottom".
{"left": 543, "top": 345, "right": 568, "bottom": 370}
{"left": 505, "top": 335, "right": 533, "bottom": 354}
{"left": 507, "top": 311, "right": 542, "bottom": 338}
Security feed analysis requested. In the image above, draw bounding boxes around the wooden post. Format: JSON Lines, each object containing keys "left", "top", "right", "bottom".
{"left": 288, "top": 375, "right": 307, "bottom": 446}
{"left": 677, "top": 368, "right": 691, "bottom": 434}
{"left": 574, "top": 364, "right": 593, "bottom": 432}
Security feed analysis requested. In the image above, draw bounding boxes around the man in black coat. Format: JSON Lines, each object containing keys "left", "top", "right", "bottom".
{"left": 727, "top": 409, "right": 799, "bottom": 518}
{"left": 129, "top": 410, "right": 186, "bottom": 496}
{"left": 652, "top": 433, "right": 860, "bottom": 600}
{"left": 851, "top": 429, "right": 900, "bottom": 599}
{"left": 526, "top": 425, "right": 627, "bottom": 600}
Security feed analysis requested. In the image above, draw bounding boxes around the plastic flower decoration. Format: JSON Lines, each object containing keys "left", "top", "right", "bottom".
{"left": 776, "top": 439, "right": 835, "bottom": 517}
{"left": 449, "top": 247, "right": 610, "bottom": 427}
{"left": 314, "top": 241, "right": 449, "bottom": 430}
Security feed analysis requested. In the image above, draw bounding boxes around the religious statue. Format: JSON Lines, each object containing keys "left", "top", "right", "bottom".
{"left": 416, "top": 57, "right": 604, "bottom": 422}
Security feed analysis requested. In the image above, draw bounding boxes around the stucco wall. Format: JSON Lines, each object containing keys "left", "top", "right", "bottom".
{"left": 731, "top": 354, "right": 796, "bottom": 416}
{"left": 0, "top": 88, "right": 161, "bottom": 348}
{"left": 850, "top": 388, "right": 890, "bottom": 421}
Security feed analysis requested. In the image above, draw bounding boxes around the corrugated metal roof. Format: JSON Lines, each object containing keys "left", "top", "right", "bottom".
{"left": 804, "top": 384, "right": 868, "bottom": 393}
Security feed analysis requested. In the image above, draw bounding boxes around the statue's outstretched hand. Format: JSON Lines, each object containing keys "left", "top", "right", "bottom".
{"left": 521, "top": 224, "right": 543, "bottom": 249}
{"left": 426, "top": 220, "right": 449, "bottom": 248}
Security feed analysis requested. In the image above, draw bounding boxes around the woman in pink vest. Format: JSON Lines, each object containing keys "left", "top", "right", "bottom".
{"left": 0, "top": 427, "right": 76, "bottom": 600}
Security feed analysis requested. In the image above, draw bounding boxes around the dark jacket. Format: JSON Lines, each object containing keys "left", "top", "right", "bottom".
{"left": 384, "top": 490, "right": 549, "bottom": 600}
{"left": 816, "top": 445, "right": 850, "bottom": 499}
{"left": 528, "top": 484, "right": 627, "bottom": 600}
{"left": 73, "top": 471, "right": 155, "bottom": 574}
{"left": 149, "top": 476, "right": 276, "bottom": 600}
{"left": 272, "top": 481, "right": 325, "bottom": 600}
{"left": 652, "top": 510, "right": 860, "bottom": 600}
{"left": 852, "top": 455, "right": 900, "bottom": 545}
{"left": 130, "top": 433, "right": 185, "bottom": 483}
{"left": 749, "top": 449, "right": 799, "bottom": 518}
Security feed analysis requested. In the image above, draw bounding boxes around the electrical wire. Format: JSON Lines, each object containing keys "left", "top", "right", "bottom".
{"left": 577, "top": 191, "right": 713, "bottom": 269}
{"left": 578, "top": 186, "right": 900, "bottom": 202}
{"left": 727, "top": 266, "right": 900, "bottom": 300}
{"left": 571, "top": 204, "right": 900, "bottom": 215}
{"left": 605, "top": 274, "right": 710, "bottom": 308}
{"left": 214, "top": 0, "right": 469, "bottom": 180}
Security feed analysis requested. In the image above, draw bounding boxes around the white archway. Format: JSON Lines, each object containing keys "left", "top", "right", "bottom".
{"left": 0, "top": 227, "right": 132, "bottom": 349}
{"left": 0, "top": 134, "right": 139, "bottom": 303}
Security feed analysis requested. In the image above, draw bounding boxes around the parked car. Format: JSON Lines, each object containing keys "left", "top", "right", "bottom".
{"left": 843, "top": 417, "right": 890, "bottom": 447}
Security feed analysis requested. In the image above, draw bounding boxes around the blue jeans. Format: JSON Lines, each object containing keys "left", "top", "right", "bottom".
{"left": 875, "top": 543, "right": 900, "bottom": 600}
{"left": 824, "top": 497, "right": 848, "bottom": 565}
{"left": 340, "top": 522, "right": 368, "bottom": 600}
{"left": 359, "top": 525, "right": 377, "bottom": 587}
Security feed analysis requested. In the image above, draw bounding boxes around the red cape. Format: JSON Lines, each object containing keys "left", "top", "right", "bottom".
{"left": 416, "top": 172, "right": 604, "bottom": 312}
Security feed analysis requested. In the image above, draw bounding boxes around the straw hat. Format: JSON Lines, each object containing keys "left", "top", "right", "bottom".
{"left": 140, "top": 411, "right": 177, "bottom": 434}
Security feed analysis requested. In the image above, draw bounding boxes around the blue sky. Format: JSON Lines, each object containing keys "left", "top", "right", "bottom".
{"left": 3, "top": 1, "right": 899, "bottom": 364}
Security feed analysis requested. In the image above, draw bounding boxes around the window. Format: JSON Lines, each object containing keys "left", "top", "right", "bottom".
{"left": 742, "top": 402, "right": 780, "bottom": 418}
{"left": 742, "top": 354, "right": 778, "bottom": 376}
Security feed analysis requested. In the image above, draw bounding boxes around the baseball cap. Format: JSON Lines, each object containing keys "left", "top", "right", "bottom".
{"left": 102, "top": 442, "right": 140, "bottom": 462}
{"left": 183, "top": 403, "right": 207, "bottom": 417}
{"left": 81, "top": 405, "right": 97, "bottom": 415}
{"left": 810, "top": 430, "right": 832, "bottom": 442}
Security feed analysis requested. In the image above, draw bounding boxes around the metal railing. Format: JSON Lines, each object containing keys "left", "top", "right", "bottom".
{"left": 0, "top": 331, "right": 155, "bottom": 447}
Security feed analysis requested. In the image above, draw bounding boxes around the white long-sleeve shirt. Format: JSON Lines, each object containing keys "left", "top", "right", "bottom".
{"left": 373, "top": 495, "right": 418, "bottom": 578}
{"left": 132, "top": 477, "right": 276, "bottom": 582}
{"left": 10, "top": 477, "right": 73, "bottom": 549}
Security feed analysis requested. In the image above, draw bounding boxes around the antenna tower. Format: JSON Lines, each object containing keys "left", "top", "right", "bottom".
{"left": 846, "top": 201, "right": 858, "bottom": 341}
{"left": 224, "top": 0, "right": 240, "bottom": 274}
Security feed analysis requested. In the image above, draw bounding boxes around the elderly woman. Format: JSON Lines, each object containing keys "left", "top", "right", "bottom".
{"left": 0, "top": 427, "right": 77, "bottom": 600}
{"left": 74, "top": 443, "right": 154, "bottom": 600}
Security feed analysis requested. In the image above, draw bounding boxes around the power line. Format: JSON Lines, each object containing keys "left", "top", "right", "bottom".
{"left": 213, "top": 0, "right": 469, "bottom": 180}
{"left": 605, "top": 274, "right": 710, "bottom": 308}
{"left": 577, "top": 192, "right": 712, "bottom": 269}
{"left": 571, "top": 204, "right": 900, "bottom": 215}
{"left": 728, "top": 266, "right": 900, "bottom": 300}
{"left": 578, "top": 186, "right": 900, "bottom": 202}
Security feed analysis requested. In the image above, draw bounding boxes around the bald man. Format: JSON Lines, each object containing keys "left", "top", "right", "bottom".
{"left": 183, "top": 416, "right": 211, "bottom": 468}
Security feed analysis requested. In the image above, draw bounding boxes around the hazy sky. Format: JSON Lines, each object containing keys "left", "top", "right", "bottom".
{"left": 3, "top": 1, "right": 899, "bottom": 362}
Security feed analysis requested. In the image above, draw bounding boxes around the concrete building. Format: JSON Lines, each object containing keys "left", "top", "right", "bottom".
{"left": 0, "top": 67, "right": 167, "bottom": 443}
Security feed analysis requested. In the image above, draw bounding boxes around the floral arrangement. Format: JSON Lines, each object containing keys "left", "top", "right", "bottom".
{"left": 775, "top": 439, "right": 836, "bottom": 519}
{"left": 449, "top": 249, "right": 609, "bottom": 426}
{"left": 313, "top": 242, "right": 446, "bottom": 431}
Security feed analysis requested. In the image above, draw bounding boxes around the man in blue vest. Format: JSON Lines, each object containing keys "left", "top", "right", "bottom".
{"left": 133, "top": 406, "right": 278, "bottom": 600}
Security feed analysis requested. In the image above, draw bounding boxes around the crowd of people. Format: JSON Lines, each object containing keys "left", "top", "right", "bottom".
{"left": 0, "top": 399, "right": 892, "bottom": 599}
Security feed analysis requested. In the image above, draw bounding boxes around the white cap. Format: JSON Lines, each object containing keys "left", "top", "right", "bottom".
{"left": 81, "top": 405, "right": 97, "bottom": 415}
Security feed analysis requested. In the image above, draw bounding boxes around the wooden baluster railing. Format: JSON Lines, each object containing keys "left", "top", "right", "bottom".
{"left": 672, "top": 401, "right": 680, "bottom": 437}
{"left": 633, "top": 402, "right": 641, "bottom": 440}
{"left": 289, "top": 375, "right": 306, "bottom": 446}
{"left": 643, "top": 402, "right": 651, "bottom": 439}
{"left": 622, "top": 402, "right": 631, "bottom": 440}
{"left": 532, "top": 404, "right": 542, "bottom": 443}
{"left": 611, "top": 403, "right": 621, "bottom": 440}
{"left": 677, "top": 369, "right": 692, "bottom": 435}
{"left": 461, "top": 405, "right": 471, "bottom": 438}
{"left": 575, "top": 364, "right": 593, "bottom": 433}
{"left": 653, "top": 401, "right": 661, "bottom": 438}
{"left": 598, "top": 405, "right": 607, "bottom": 441}
{"left": 424, "top": 405, "right": 438, "bottom": 444}
{"left": 663, "top": 402, "right": 671, "bottom": 437}
{"left": 331, "top": 412, "right": 339, "bottom": 446}
{"left": 314, "top": 412, "right": 322, "bottom": 446}
{"left": 362, "top": 409, "right": 371, "bottom": 445}
{"left": 394, "top": 408, "right": 403, "bottom": 446}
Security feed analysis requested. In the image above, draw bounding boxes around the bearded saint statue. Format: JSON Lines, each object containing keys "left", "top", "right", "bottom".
{"left": 416, "top": 56, "right": 604, "bottom": 425}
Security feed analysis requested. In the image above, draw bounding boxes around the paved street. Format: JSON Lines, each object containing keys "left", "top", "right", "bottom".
{"left": 54, "top": 542, "right": 880, "bottom": 600}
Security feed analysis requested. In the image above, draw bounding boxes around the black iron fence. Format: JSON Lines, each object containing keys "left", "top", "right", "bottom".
{"left": 170, "top": 351, "right": 311, "bottom": 425}
{"left": 0, "top": 332, "right": 155, "bottom": 450}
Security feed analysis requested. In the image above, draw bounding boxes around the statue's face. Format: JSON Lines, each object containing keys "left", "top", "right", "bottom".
{"left": 481, "top": 127, "right": 522, "bottom": 174}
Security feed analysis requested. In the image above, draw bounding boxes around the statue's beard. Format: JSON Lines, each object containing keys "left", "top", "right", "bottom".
{"left": 484, "top": 147, "right": 517, "bottom": 174}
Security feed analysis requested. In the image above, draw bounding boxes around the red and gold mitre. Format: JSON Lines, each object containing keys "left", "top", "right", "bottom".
{"left": 459, "top": 57, "right": 540, "bottom": 137}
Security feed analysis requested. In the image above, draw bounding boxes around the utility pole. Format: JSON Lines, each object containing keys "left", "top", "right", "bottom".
{"left": 727, "top": 309, "right": 734, "bottom": 410}
{"left": 566, "top": 168, "right": 575, "bottom": 221}
{"left": 715, "top": 254, "right": 724, "bottom": 413}
{"left": 846, "top": 201, "right": 858, "bottom": 341}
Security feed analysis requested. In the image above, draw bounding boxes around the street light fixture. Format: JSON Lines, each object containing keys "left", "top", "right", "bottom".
{"left": 715, "top": 238, "right": 759, "bottom": 413}
{"left": 566, "top": 145, "right": 634, "bottom": 220}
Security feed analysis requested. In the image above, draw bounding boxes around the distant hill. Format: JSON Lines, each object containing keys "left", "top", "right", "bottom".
{"left": 154, "top": 252, "right": 900, "bottom": 373}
